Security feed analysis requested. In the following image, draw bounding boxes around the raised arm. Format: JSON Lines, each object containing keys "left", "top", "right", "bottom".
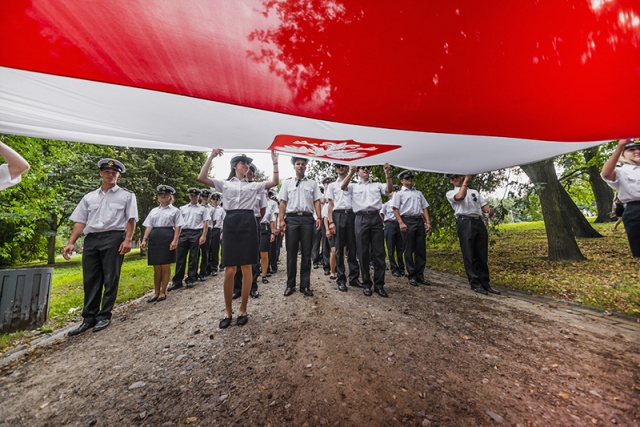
{"left": 265, "top": 151, "right": 280, "bottom": 189}
{"left": 0, "top": 141, "right": 30, "bottom": 179}
{"left": 383, "top": 163, "right": 393, "bottom": 193}
{"left": 601, "top": 139, "right": 629, "bottom": 181}
{"left": 198, "top": 148, "right": 224, "bottom": 186}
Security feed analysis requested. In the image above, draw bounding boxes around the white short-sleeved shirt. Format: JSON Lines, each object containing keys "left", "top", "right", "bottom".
{"left": 261, "top": 197, "right": 277, "bottom": 224}
{"left": 179, "top": 203, "right": 210, "bottom": 230}
{"left": 601, "top": 163, "right": 640, "bottom": 204}
{"left": 70, "top": 185, "right": 139, "bottom": 234}
{"left": 391, "top": 186, "right": 429, "bottom": 216}
{"left": 326, "top": 178, "right": 352, "bottom": 210}
{"left": 254, "top": 190, "right": 268, "bottom": 217}
{"left": 201, "top": 203, "right": 215, "bottom": 228}
{"left": 321, "top": 202, "right": 330, "bottom": 219}
{"left": 211, "top": 177, "right": 267, "bottom": 211}
{"left": 0, "top": 163, "right": 21, "bottom": 191}
{"left": 380, "top": 201, "right": 396, "bottom": 222}
{"left": 211, "top": 205, "right": 225, "bottom": 229}
{"left": 142, "top": 204, "right": 185, "bottom": 229}
{"left": 278, "top": 177, "right": 321, "bottom": 213}
{"left": 445, "top": 187, "right": 486, "bottom": 217}
{"left": 347, "top": 180, "right": 387, "bottom": 212}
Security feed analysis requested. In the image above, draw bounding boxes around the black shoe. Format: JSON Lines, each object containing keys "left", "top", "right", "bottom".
{"left": 232, "top": 289, "right": 242, "bottom": 300}
{"left": 284, "top": 287, "right": 295, "bottom": 297}
{"left": 197, "top": 276, "right": 206, "bottom": 282}
{"left": 313, "top": 263, "right": 320, "bottom": 269}
{"left": 375, "top": 288, "right": 389, "bottom": 297}
{"left": 362, "top": 287, "right": 373, "bottom": 297}
{"left": 147, "top": 296, "right": 158, "bottom": 303}
{"left": 167, "top": 282, "right": 183, "bottom": 292}
{"left": 472, "top": 287, "right": 489, "bottom": 295}
{"left": 250, "top": 289, "right": 259, "bottom": 298}
{"left": 92, "top": 319, "right": 110, "bottom": 332}
{"left": 211, "top": 271, "right": 218, "bottom": 277}
{"left": 338, "top": 283, "right": 348, "bottom": 292}
{"left": 408, "top": 279, "right": 419, "bottom": 286}
{"left": 302, "top": 288, "right": 314, "bottom": 297}
{"left": 484, "top": 285, "right": 501, "bottom": 295}
{"left": 324, "top": 270, "right": 331, "bottom": 276}
{"left": 68, "top": 321, "right": 95, "bottom": 337}
{"left": 236, "top": 315, "right": 248, "bottom": 326}
{"left": 416, "top": 277, "right": 431, "bottom": 285}
{"left": 185, "top": 282, "right": 195, "bottom": 289}
{"left": 219, "top": 317, "right": 232, "bottom": 329}
{"left": 330, "top": 275, "right": 336, "bottom": 280}
{"left": 349, "top": 279, "right": 362, "bottom": 288}
{"left": 392, "top": 272, "right": 401, "bottom": 277}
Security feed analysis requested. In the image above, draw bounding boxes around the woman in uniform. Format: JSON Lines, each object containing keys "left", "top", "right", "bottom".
{"left": 198, "top": 148, "right": 279, "bottom": 328}
{"left": 601, "top": 138, "right": 640, "bottom": 281}
{"left": 140, "top": 185, "right": 184, "bottom": 302}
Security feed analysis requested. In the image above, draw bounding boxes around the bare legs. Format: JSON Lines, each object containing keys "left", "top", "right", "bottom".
{"left": 223, "top": 264, "right": 253, "bottom": 318}
{"left": 152, "top": 264, "right": 172, "bottom": 299}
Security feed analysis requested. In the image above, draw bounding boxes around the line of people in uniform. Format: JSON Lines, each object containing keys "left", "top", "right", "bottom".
{"left": 63, "top": 152, "right": 502, "bottom": 335}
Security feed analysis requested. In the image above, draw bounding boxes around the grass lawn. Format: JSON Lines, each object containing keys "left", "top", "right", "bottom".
{"left": 427, "top": 220, "right": 640, "bottom": 317}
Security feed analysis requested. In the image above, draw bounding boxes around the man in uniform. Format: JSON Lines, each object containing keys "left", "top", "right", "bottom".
{"left": 380, "top": 185, "right": 404, "bottom": 277}
{"left": 279, "top": 157, "right": 322, "bottom": 297}
{"left": 445, "top": 174, "right": 500, "bottom": 296}
{"left": 268, "top": 190, "right": 282, "bottom": 275}
{"left": 198, "top": 188, "right": 215, "bottom": 281}
{"left": 168, "top": 188, "right": 209, "bottom": 290}
{"left": 326, "top": 163, "right": 361, "bottom": 292}
{"left": 63, "top": 158, "right": 138, "bottom": 335}
{"left": 392, "top": 170, "right": 431, "bottom": 286}
{"left": 341, "top": 164, "right": 393, "bottom": 297}
{"left": 208, "top": 191, "right": 225, "bottom": 276}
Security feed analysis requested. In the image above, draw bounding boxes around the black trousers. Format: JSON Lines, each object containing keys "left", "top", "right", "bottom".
{"left": 269, "top": 233, "right": 282, "bottom": 273}
{"left": 198, "top": 231, "right": 212, "bottom": 277}
{"left": 401, "top": 216, "right": 426, "bottom": 281}
{"left": 81, "top": 230, "right": 125, "bottom": 322}
{"left": 456, "top": 217, "right": 490, "bottom": 288}
{"left": 285, "top": 214, "right": 314, "bottom": 290}
{"left": 208, "top": 228, "right": 222, "bottom": 272}
{"left": 384, "top": 221, "right": 404, "bottom": 274}
{"left": 311, "top": 225, "right": 323, "bottom": 265}
{"left": 355, "top": 213, "right": 386, "bottom": 290}
{"left": 172, "top": 229, "right": 202, "bottom": 284}
{"left": 334, "top": 210, "right": 359, "bottom": 285}
{"left": 623, "top": 201, "right": 640, "bottom": 258}
{"left": 321, "top": 223, "right": 331, "bottom": 272}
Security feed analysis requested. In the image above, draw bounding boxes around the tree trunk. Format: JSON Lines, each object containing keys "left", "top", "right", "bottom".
{"left": 520, "top": 160, "right": 586, "bottom": 261}
{"left": 584, "top": 147, "right": 615, "bottom": 223}
{"left": 559, "top": 188, "right": 602, "bottom": 238}
{"left": 47, "top": 213, "right": 57, "bottom": 265}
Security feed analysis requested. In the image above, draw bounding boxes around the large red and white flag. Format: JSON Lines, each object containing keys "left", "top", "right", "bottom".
{"left": 1, "top": 0, "right": 639, "bottom": 173}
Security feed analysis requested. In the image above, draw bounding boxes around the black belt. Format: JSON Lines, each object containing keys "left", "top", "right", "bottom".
{"left": 287, "top": 212, "right": 313, "bottom": 216}
{"left": 627, "top": 201, "right": 640, "bottom": 206}
{"left": 333, "top": 209, "right": 352, "bottom": 214}
{"left": 88, "top": 229, "right": 125, "bottom": 235}
{"left": 401, "top": 215, "right": 423, "bottom": 220}
{"left": 355, "top": 210, "right": 379, "bottom": 216}
{"left": 456, "top": 215, "right": 482, "bottom": 221}
{"left": 384, "top": 220, "right": 397, "bottom": 223}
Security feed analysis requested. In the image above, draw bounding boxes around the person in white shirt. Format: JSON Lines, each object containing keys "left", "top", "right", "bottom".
{"left": 392, "top": 170, "right": 431, "bottom": 286}
{"left": 445, "top": 174, "right": 500, "bottom": 296}
{"left": 63, "top": 158, "right": 138, "bottom": 335}
{"left": 341, "top": 164, "right": 393, "bottom": 297}
{"left": 207, "top": 192, "right": 225, "bottom": 276}
{"left": 198, "top": 149, "right": 279, "bottom": 329}
{"left": 601, "top": 138, "right": 640, "bottom": 281}
{"left": 278, "top": 157, "right": 322, "bottom": 297}
{"left": 168, "top": 188, "right": 210, "bottom": 290}
{"left": 198, "top": 189, "right": 215, "bottom": 281}
{"left": 140, "top": 185, "right": 184, "bottom": 302}
{"left": 380, "top": 185, "right": 404, "bottom": 277}
{"left": 0, "top": 141, "right": 30, "bottom": 191}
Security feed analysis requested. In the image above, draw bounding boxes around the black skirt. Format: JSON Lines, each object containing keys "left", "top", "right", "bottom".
{"left": 147, "top": 227, "right": 176, "bottom": 265}
{"left": 222, "top": 210, "right": 259, "bottom": 266}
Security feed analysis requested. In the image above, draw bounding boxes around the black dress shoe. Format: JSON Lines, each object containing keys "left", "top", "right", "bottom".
{"left": 408, "top": 278, "right": 419, "bottom": 286}
{"left": 392, "top": 272, "right": 401, "bottom": 277}
{"left": 324, "top": 270, "right": 331, "bottom": 276}
{"left": 484, "top": 285, "right": 501, "bottom": 295}
{"left": 232, "top": 290, "right": 241, "bottom": 300}
{"left": 284, "top": 287, "right": 295, "bottom": 296}
{"left": 375, "top": 288, "right": 389, "bottom": 297}
{"left": 250, "top": 289, "right": 259, "bottom": 298}
{"left": 147, "top": 296, "right": 158, "bottom": 303}
{"left": 472, "top": 287, "right": 489, "bottom": 295}
{"left": 338, "top": 283, "right": 347, "bottom": 292}
{"left": 68, "top": 321, "right": 95, "bottom": 337}
{"left": 92, "top": 319, "right": 110, "bottom": 332}
{"left": 167, "top": 282, "right": 183, "bottom": 292}
{"left": 313, "top": 263, "right": 320, "bottom": 269}
{"left": 197, "top": 276, "right": 206, "bottom": 282}
{"left": 349, "top": 279, "right": 362, "bottom": 288}
{"left": 157, "top": 295, "right": 166, "bottom": 302}
{"left": 219, "top": 317, "right": 232, "bottom": 329}
{"left": 185, "top": 282, "right": 195, "bottom": 288}
{"left": 211, "top": 271, "right": 218, "bottom": 277}
{"left": 302, "top": 288, "right": 314, "bottom": 297}
{"left": 236, "top": 315, "right": 248, "bottom": 326}
{"left": 362, "top": 287, "right": 373, "bottom": 297}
